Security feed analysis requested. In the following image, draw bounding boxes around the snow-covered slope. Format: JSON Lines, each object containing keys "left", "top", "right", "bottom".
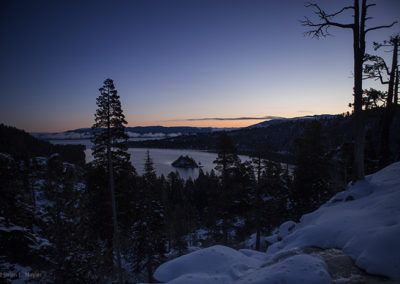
{"left": 266, "top": 162, "right": 400, "bottom": 279}
{"left": 154, "top": 162, "right": 400, "bottom": 283}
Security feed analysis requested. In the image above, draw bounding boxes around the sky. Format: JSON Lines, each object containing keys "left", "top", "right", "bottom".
{"left": 0, "top": 0, "right": 399, "bottom": 132}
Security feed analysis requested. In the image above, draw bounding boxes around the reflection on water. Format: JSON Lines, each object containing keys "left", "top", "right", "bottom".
{"left": 50, "top": 139, "right": 250, "bottom": 179}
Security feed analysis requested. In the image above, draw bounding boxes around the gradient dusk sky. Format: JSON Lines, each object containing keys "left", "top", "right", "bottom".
{"left": 1, "top": 0, "right": 399, "bottom": 132}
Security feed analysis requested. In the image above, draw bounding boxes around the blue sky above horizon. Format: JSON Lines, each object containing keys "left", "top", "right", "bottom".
{"left": 1, "top": 0, "right": 399, "bottom": 132}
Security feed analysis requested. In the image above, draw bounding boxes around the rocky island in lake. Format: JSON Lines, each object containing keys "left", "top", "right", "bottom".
{"left": 171, "top": 155, "right": 199, "bottom": 168}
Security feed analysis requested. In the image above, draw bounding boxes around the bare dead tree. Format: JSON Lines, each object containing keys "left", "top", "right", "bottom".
{"left": 301, "top": 0, "right": 396, "bottom": 181}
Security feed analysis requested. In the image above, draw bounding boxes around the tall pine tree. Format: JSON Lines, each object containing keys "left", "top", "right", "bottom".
{"left": 213, "top": 132, "right": 240, "bottom": 245}
{"left": 91, "top": 78, "right": 129, "bottom": 283}
{"left": 92, "top": 78, "right": 131, "bottom": 172}
{"left": 292, "top": 121, "right": 331, "bottom": 219}
{"left": 130, "top": 151, "right": 166, "bottom": 282}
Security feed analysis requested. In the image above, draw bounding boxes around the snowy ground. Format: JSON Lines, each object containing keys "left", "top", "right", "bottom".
{"left": 153, "top": 162, "right": 400, "bottom": 283}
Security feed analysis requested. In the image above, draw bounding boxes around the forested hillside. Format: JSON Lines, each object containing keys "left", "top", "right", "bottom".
{"left": 128, "top": 108, "right": 400, "bottom": 166}
{"left": 0, "top": 123, "right": 340, "bottom": 282}
{"left": 0, "top": 124, "right": 85, "bottom": 165}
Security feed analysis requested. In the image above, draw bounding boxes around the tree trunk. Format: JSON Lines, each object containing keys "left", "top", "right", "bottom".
{"left": 55, "top": 189, "right": 64, "bottom": 284}
{"left": 394, "top": 68, "right": 399, "bottom": 105}
{"left": 255, "top": 157, "right": 261, "bottom": 251}
{"left": 107, "top": 89, "right": 123, "bottom": 284}
{"left": 255, "top": 186, "right": 261, "bottom": 251}
{"left": 147, "top": 258, "right": 153, "bottom": 283}
{"left": 352, "top": 0, "right": 365, "bottom": 181}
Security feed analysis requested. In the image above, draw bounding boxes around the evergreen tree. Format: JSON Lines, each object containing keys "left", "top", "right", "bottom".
{"left": 165, "top": 171, "right": 188, "bottom": 255}
{"left": 91, "top": 78, "right": 130, "bottom": 283}
{"left": 130, "top": 151, "right": 166, "bottom": 282}
{"left": 42, "top": 154, "right": 83, "bottom": 282}
{"left": 292, "top": 121, "right": 331, "bottom": 218}
{"left": 91, "top": 78, "right": 131, "bottom": 172}
{"left": 213, "top": 132, "right": 240, "bottom": 245}
{"left": 250, "top": 155, "right": 264, "bottom": 251}
{"left": 249, "top": 158, "right": 291, "bottom": 250}
{"left": 0, "top": 154, "right": 43, "bottom": 271}
{"left": 213, "top": 132, "right": 240, "bottom": 182}
{"left": 192, "top": 169, "right": 210, "bottom": 226}
{"left": 364, "top": 35, "right": 399, "bottom": 167}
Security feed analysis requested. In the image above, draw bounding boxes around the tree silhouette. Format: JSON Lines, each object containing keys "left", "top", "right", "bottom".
{"left": 301, "top": 0, "right": 396, "bottom": 181}
{"left": 131, "top": 151, "right": 166, "bottom": 282}
{"left": 364, "top": 35, "right": 399, "bottom": 166}
{"left": 213, "top": 132, "right": 240, "bottom": 244}
{"left": 91, "top": 78, "right": 128, "bottom": 283}
{"left": 292, "top": 121, "right": 331, "bottom": 217}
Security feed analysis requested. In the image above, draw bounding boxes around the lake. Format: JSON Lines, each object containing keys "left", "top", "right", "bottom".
{"left": 50, "top": 139, "right": 251, "bottom": 179}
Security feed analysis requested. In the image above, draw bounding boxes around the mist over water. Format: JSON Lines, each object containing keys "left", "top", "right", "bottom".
{"left": 50, "top": 139, "right": 250, "bottom": 179}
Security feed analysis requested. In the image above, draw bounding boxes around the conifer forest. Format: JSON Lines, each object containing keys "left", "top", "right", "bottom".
{"left": 1, "top": 0, "right": 399, "bottom": 283}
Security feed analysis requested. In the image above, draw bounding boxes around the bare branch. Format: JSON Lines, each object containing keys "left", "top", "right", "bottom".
{"left": 365, "top": 21, "right": 397, "bottom": 34}
{"left": 364, "top": 53, "right": 391, "bottom": 85}
{"left": 378, "top": 70, "right": 389, "bottom": 84}
{"left": 305, "top": 2, "right": 353, "bottom": 18}
{"left": 325, "top": 6, "right": 354, "bottom": 18}
{"left": 328, "top": 22, "right": 353, "bottom": 29}
{"left": 301, "top": 3, "right": 353, "bottom": 38}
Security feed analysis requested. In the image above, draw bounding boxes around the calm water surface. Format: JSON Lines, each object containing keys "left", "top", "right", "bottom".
{"left": 50, "top": 139, "right": 250, "bottom": 179}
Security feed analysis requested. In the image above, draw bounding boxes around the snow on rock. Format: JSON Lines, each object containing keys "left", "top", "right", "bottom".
{"left": 237, "top": 249, "right": 268, "bottom": 262}
{"left": 264, "top": 220, "right": 296, "bottom": 244}
{"left": 244, "top": 221, "right": 297, "bottom": 251}
{"left": 266, "top": 162, "right": 400, "bottom": 279}
{"left": 155, "top": 248, "right": 330, "bottom": 284}
{"left": 236, "top": 254, "right": 330, "bottom": 284}
{"left": 154, "top": 162, "right": 400, "bottom": 283}
{"left": 154, "top": 245, "right": 264, "bottom": 283}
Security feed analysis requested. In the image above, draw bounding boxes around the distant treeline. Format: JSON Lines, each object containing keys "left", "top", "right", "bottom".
{"left": 127, "top": 108, "right": 400, "bottom": 166}
{"left": 0, "top": 124, "right": 85, "bottom": 165}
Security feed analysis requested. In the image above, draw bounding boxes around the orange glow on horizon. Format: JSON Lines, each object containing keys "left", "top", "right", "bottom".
{"left": 26, "top": 109, "right": 347, "bottom": 132}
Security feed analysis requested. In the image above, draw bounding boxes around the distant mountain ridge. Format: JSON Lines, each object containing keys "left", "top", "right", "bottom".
{"left": 126, "top": 109, "right": 400, "bottom": 164}
{"left": 247, "top": 114, "right": 338, "bottom": 129}
{"left": 31, "top": 126, "right": 238, "bottom": 140}
{"left": 30, "top": 115, "right": 338, "bottom": 141}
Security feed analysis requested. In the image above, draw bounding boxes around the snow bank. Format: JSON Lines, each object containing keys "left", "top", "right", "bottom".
{"left": 154, "top": 245, "right": 263, "bottom": 283}
{"left": 266, "top": 162, "right": 400, "bottom": 279}
{"left": 155, "top": 247, "right": 330, "bottom": 284}
{"left": 154, "top": 163, "right": 400, "bottom": 283}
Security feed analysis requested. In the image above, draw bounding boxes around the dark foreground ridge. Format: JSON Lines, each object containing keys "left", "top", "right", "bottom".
{"left": 0, "top": 124, "right": 85, "bottom": 165}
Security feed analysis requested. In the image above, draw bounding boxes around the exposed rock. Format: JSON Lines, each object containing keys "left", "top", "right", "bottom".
{"left": 313, "top": 248, "right": 399, "bottom": 284}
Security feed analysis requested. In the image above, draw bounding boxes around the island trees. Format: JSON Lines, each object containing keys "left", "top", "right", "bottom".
{"left": 302, "top": 0, "right": 396, "bottom": 181}
{"left": 91, "top": 78, "right": 130, "bottom": 283}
